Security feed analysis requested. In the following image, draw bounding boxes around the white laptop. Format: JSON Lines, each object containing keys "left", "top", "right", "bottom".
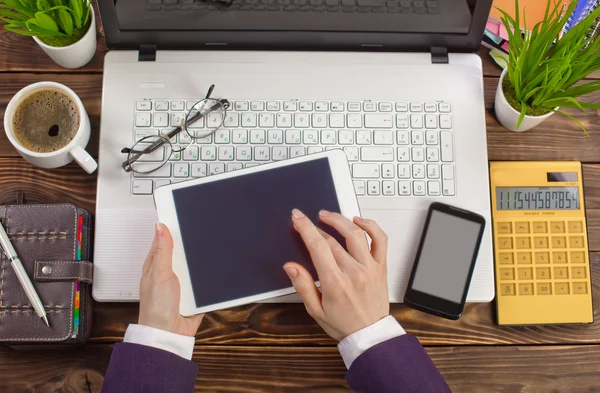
{"left": 93, "top": 0, "right": 495, "bottom": 303}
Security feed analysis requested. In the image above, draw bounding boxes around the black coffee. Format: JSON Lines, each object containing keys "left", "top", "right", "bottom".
{"left": 12, "top": 89, "right": 80, "bottom": 153}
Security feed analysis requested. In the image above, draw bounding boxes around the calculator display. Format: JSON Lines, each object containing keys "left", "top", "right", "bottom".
{"left": 496, "top": 187, "right": 580, "bottom": 210}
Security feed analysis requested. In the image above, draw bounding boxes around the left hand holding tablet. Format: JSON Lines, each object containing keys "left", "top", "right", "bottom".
{"left": 138, "top": 223, "right": 204, "bottom": 336}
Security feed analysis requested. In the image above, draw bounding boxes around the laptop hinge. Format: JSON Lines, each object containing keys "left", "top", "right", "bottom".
{"left": 138, "top": 45, "right": 157, "bottom": 62}
{"left": 431, "top": 47, "right": 449, "bottom": 64}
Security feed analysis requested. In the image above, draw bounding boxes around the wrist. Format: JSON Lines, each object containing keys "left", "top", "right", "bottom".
{"left": 337, "top": 316, "right": 406, "bottom": 369}
{"left": 124, "top": 324, "right": 196, "bottom": 360}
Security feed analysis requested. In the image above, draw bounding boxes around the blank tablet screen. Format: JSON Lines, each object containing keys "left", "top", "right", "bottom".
{"left": 172, "top": 158, "right": 343, "bottom": 308}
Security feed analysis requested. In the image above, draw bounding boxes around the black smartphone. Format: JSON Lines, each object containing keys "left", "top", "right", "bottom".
{"left": 404, "top": 202, "right": 486, "bottom": 320}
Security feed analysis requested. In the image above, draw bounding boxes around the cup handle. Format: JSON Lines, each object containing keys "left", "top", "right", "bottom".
{"left": 70, "top": 145, "right": 98, "bottom": 174}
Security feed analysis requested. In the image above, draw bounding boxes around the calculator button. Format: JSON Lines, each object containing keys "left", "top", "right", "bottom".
{"left": 535, "top": 252, "right": 550, "bottom": 264}
{"left": 551, "top": 236, "right": 566, "bottom": 248}
{"left": 552, "top": 251, "right": 567, "bottom": 264}
{"left": 515, "top": 222, "right": 530, "bottom": 234}
{"left": 553, "top": 267, "right": 569, "bottom": 279}
{"left": 570, "top": 251, "right": 586, "bottom": 264}
{"left": 533, "top": 236, "right": 549, "bottom": 249}
{"left": 500, "top": 283, "right": 516, "bottom": 296}
{"left": 536, "top": 283, "right": 552, "bottom": 295}
{"left": 518, "top": 283, "right": 534, "bottom": 296}
{"left": 568, "top": 221, "right": 583, "bottom": 233}
{"left": 518, "top": 267, "right": 533, "bottom": 280}
{"left": 569, "top": 236, "right": 585, "bottom": 248}
{"left": 517, "top": 252, "right": 532, "bottom": 264}
{"left": 533, "top": 222, "right": 548, "bottom": 233}
{"left": 498, "top": 253, "right": 514, "bottom": 264}
{"left": 550, "top": 221, "right": 565, "bottom": 233}
{"left": 498, "top": 238, "right": 513, "bottom": 249}
{"left": 499, "top": 268, "right": 515, "bottom": 280}
{"left": 535, "top": 267, "right": 551, "bottom": 279}
{"left": 571, "top": 267, "right": 587, "bottom": 279}
{"left": 555, "top": 282, "right": 570, "bottom": 295}
{"left": 515, "top": 237, "right": 531, "bottom": 249}
{"left": 573, "top": 282, "right": 588, "bottom": 294}
{"left": 497, "top": 222, "right": 512, "bottom": 234}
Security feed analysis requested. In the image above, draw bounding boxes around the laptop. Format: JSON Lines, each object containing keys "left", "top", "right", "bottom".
{"left": 94, "top": 0, "right": 495, "bottom": 303}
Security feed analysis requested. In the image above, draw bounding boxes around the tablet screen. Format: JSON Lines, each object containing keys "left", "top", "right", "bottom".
{"left": 172, "top": 157, "right": 343, "bottom": 308}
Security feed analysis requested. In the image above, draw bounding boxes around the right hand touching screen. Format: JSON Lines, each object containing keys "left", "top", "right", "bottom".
{"left": 284, "top": 209, "right": 390, "bottom": 342}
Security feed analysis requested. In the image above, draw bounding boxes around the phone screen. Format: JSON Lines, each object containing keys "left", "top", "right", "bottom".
{"left": 411, "top": 210, "right": 483, "bottom": 303}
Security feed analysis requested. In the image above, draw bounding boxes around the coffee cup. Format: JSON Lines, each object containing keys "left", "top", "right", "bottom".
{"left": 4, "top": 82, "right": 98, "bottom": 174}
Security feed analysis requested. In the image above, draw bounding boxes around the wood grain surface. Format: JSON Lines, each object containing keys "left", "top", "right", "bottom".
{"left": 3, "top": 343, "right": 600, "bottom": 393}
{"left": 2, "top": 11, "right": 600, "bottom": 392}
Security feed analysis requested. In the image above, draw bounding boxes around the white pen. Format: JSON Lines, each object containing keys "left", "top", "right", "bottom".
{"left": 0, "top": 222, "right": 49, "bottom": 327}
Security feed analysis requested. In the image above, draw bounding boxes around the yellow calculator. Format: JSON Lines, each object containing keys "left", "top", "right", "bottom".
{"left": 490, "top": 162, "right": 593, "bottom": 325}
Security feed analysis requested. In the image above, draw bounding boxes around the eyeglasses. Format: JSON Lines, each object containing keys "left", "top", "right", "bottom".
{"left": 121, "top": 85, "right": 230, "bottom": 174}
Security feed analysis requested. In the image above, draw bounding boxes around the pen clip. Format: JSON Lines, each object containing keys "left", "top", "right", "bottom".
{"left": 0, "top": 244, "right": 7, "bottom": 259}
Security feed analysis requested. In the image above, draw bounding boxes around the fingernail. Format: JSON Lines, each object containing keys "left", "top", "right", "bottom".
{"left": 319, "top": 210, "right": 330, "bottom": 217}
{"left": 155, "top": 222, "right": 164, "bottom": 238}
{"left": 354, "top": 216, "right": 364, "bottom": 222}
{"left": 292, "top": 209, "right": 304, "bottom": 219}
{"left": 284, "top": 265, "right": 298, "bottom": 278}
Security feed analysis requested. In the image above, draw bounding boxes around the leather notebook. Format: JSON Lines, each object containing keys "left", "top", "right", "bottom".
{"left": 0, "top": 203, "right": 93, "bottom": 345}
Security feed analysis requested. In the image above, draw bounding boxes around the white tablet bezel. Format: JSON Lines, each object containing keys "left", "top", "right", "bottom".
{"left": 154, "top": 149, "right": 360, "bottom": 316}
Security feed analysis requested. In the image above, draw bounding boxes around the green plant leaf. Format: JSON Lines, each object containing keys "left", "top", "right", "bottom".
{"left": 556, "top": 110, "right": 589, "bottom": 136}
{"left": 4, "top": 23, "right": 39, "bottom": 35}
{"left": 516, "top": 101, "right": 527, "bottom": 129}
{"left": 57, "top": 7, "right": 71, "bottom": 35}
{"left": 33, "top": 11, "right": 58, "bottom": 31}
{"left": 69, "top": 0, "right": 81, "bottom": 28}
{"left": 0, "top": 8, "right": 28, "bottom": 20}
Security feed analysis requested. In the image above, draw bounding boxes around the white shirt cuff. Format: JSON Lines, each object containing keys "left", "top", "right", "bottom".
{"left": 123, "top": 324, "right": 196, "bottom": 360}
{"left": 337, "top": 315, "right": 406, "bottom": 369}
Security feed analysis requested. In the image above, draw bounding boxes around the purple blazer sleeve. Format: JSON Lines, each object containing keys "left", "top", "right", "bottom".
{"left": 346, "top": 335, "right": 450, "bottom": 393}
{"left": 101, "top": 343, "right": 198, "bottom": 393}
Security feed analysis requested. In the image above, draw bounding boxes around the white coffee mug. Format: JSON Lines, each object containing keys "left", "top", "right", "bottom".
{"left": 4, "top": 82, "right": 98, "bottom": 174}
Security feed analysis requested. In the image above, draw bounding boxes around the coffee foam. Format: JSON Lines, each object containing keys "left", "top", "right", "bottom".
{"left": 12, "top": 89, "right": 80, "bottom": 153}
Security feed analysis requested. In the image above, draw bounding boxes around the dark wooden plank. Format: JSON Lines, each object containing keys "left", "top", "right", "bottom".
{"left": 3, "top": 343, "right": 600, "bottom": 393}
{"left": 89, "top": 253, "right": 600, "bottom": 346}
{"left": 2, "top": 73, "right": 600, "bottom": 162}
{"left": 0, "top": 1, "right": 106, "bottom": 73}
{"left": 0, "top": 74, "right": 102, "bottom": 158}
{"left": 0, "top": 157, "right": 597, "bottom": 346}
{"left": 0, "top": 159, "right": 97, "bottom": 213}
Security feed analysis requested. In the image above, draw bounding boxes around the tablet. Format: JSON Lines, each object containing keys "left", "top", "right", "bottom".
{"left": 154, "top": 150, "right": 360, "bottom": 316}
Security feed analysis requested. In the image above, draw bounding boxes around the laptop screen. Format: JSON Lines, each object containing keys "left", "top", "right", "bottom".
{"left": 112, "top": 0, "right": 479, "bottom": 35}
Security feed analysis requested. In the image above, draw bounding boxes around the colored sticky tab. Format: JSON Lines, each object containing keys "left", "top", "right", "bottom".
{"left": 77, "top": 281, "right": 81, "bottom": 291}
{"left": 74, "top": 309, "right": 79, "bottom": 319}
{"left": 75, "top": 299, "right": 80, "bottom": 308}
{"left": 76, "top": 292, "right": 80, "bottom": 301}
{"left": 74, "top": 319, "right": 79, "bottom": 327}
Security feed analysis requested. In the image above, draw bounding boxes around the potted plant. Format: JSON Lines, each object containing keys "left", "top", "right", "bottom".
{"left": 495, "top": 0, "right": 600, "bottom": 133}
{"left": 0, "top": 0, "right": 96, "bottom": 69}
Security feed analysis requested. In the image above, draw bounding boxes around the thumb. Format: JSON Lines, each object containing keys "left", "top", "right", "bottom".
{"left": 151, "top": 223, "right": 175, "bottom": 276}
{"left": 284, "top": 263, "right": 324, "bottom": 319}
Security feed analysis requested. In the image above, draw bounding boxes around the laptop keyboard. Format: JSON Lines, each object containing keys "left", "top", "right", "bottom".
{"left": 146, "top": 0, "right": 440, "bottom": 13}
{"left": 132, "top": 99, "right": 455, "bottom": 197}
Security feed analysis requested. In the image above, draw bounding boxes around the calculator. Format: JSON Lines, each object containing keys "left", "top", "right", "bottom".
{"left": 490, "top": 162, "right": 593, "bottom": 325}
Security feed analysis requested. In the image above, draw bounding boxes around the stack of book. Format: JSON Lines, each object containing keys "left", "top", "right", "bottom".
{"left": 483, "top": 0, "right": 600, "bottom": 58}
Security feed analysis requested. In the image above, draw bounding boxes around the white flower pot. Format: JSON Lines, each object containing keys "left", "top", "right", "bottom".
{"left": 495, "top": 68, "right": 555, "bottom": 132}
{"left": 33, "top": 6, "right": 97, "bottom": 69}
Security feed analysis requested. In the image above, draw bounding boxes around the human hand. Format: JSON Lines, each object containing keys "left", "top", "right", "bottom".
{"left": 138, "top": 223, "right": 204, "bottom": 336}
{"left": 284, "top": 210, "right": 389, "bottom": 341}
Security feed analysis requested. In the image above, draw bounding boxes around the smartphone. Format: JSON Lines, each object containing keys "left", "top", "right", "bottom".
{"left": 404, "top": 202, "right": 486, "bottom": 320}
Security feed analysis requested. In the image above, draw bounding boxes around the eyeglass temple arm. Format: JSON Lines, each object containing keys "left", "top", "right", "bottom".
{"left": 122, "top": 97, "right": 228, "bottom": 171}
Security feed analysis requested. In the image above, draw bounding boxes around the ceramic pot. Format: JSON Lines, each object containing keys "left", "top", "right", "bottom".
{"left": 495, "top": 68, "right": 555, "bottom": 132}
{"left": 32, "top": 6, "right": 97, "bottom": 69}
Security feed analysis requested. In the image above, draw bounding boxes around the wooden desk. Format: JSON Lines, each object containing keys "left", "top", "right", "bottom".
{"left": 1, "top": 13, "right": 600, "bottom": 392}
